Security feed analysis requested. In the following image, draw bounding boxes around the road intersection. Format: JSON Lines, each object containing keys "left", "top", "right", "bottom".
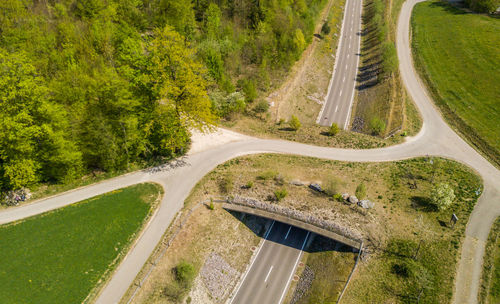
{"left": 0, "top": 0, "right": 498, "bottom": 303}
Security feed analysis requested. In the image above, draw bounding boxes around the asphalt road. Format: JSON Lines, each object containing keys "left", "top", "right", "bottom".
{"left": 230, "top": 221, "right": 310, "bottom": 304}
{"left": 317, "top": 0, "right": 362, "bottom": 128}
{"left": 0, "top": 0, "right": 498, "bottom": 303}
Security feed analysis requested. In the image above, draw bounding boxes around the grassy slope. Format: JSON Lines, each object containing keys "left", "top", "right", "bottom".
{"left": 479, "top": 218, "right": 500, "bottom": 304}
{"left": 411, "top": 1, "right": 500, "bottom": 166}
{"left": 0, "top": 183, "right": 162, "bottom": 304}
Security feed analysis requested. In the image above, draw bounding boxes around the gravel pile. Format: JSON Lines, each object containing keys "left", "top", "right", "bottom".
{"left": 201, "top": 252, "right": 239, "bottom": 302}
{"left": 290, "top": 265, "right": 315, "bottom": 304}
{"left": 228, "top": 196, "right": 363, "bottom": 242}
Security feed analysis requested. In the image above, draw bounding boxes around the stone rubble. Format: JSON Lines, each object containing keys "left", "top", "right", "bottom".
{"left": 200, "top": 252, "right": 239, "bottom": 302}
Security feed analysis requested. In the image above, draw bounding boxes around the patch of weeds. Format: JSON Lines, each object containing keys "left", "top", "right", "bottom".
{"left": 274, "top": 188, "right": 288, "bottom": 202}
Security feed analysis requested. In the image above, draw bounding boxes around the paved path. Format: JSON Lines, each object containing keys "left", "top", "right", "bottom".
{"left": 230, "top": 221, "right": 310, "bottom": 304}
{"left": 317, "top": 0, "right": 363, "bottom": 128}
{"left": 0, "top": 0, "right": 498, "bottom": 303}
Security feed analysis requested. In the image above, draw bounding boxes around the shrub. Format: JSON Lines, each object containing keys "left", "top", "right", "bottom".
{"left": 321, "top": 22, "right": 331, "bottom": 35}
{"left": 355, "top": 182, "right": 367, "bottom": 200}
{"left": 289, "top": 115, "right": 301, "bottom": 131}
{"left": 220, "top": 174, "right": 233, "bottom": 194}
{"left": 324, "top": 176, "right": 343, "bottom": 196}
{"left": 257, "top": 170, "right": 278, "bottom": 180}
{"left": 254, "top": 100, "right": 269, "bottom": 113}
{"left": 333, "top": 193, "right": 343, "bottom": 202}
{"left": 246, "top": 181, "right": 254, "bottom": 188}
{"left": 430, "top": 183, "right": 455, "bottom": 211}
{"left": 175, "top": 261, "right": 196, "bottom": 285}
{"left": 328, "top": 122, "right": 340, "bottom": 136}
{"left": 208, "top": 200, "right": 215, "bottom": 210}
{"left": 241, "top": 79, "right": 257, "bottom": 103}
{"left": 370, "top": 116, "right": 386, "bottom": 135}
{"left": 274, "top": 188, "right": 288, "bottom": 201}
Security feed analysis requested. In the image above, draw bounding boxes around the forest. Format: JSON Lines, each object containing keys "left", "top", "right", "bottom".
{"left": 0, "top": 0, "right": 326, "bottom": 192}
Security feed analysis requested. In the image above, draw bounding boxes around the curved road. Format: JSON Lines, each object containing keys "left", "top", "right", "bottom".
{"left": 0, "top": 0, "right": 498, "bottom": 303}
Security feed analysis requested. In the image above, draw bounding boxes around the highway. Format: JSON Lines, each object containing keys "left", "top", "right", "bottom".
{"left": 229, "top": 221, "right": 310, "bottom": 304}
{"left": 317, "top": 0, "right": 362, "bottom": 129}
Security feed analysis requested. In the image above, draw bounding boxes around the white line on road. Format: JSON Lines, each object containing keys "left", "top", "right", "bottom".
{"left": 347, "top": 53, "right": 350, "bottom": 59}
{"left": 228, "top": 220, "right": 275, "bottom": 304}
{"left": 284, "top": 226, "right": 292, "bottom": 240}
{"left": 345, "top": 64, "right": 348, "bottom": 70}
{"left": 335, "top": 105, "right": 338, "bottom": 113}
{"left": 339, "top": 90, "right": 343, "bottom": 96}
{"left": 278, "top": 231, "right": 311, "bottom": 304}
{"left": 343, "top": 76, "right": 345, "bottom": 83}
{"left": 264, "top": 266, "right": 273, "bottom": 283}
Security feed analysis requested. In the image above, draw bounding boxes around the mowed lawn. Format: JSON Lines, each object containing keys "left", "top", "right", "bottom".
{"left": 411, "top": 1, "right": 500, "bottom": 161}
{"left": 0, "top": 183, "right": 162, "bottom": 304}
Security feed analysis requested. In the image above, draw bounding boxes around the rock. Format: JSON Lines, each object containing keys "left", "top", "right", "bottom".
{"left": 358, "top": 200, "right": 375, "bottom": 209}
{"left": 342, "top": 193, "right": 350, "bottom": 201}
{"left": 290, "top": 180, "right": 304, "bottom": 186}
{"left": 348, "top": 195, "right": 358, "bottom": 204}
{"left": 309, "top": 183, "right": 322, "bottom": 193}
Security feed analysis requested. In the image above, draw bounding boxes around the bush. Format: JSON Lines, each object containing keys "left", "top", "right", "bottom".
{"left": 324, "top": 176, "right": 343, "bottom": 196}
{"left": 355, "top": 182, "right": 367, "bottom": 200}
{"left": 246, "top": 181, "right": 254, "bottom": 188}
{"left": 274, "top": 188, "right": 288, "bottom": 201}
{"left": 465, "top": 0, "right": 500, "bottom": 13}
{"left": 257, "top": 170, "right": 279, "bottom": 180}
{"left": 328, "top": 122, "right": 340, "bottom": 136}
{"left": 220, "top": 174, "right": 233, "bottom": 194}
{"left": 241, "top": 79, "right": 257, "bottom": 103}
{"left": 208, "top": 200, "right": 215, "bottom": 210}
{"left": 321, "top": 22, "right": 331, "bottom": 35}
{"left": 370, "top": 116, "right": 386, "bottom": 135}
{"left": 254, "top": 100, "right": 269, "bottom": 113}
{"left": 175, "top": 261, "right": 196, "bottom": 285}
{"left": 289, "top": 115, "right": 301, "bottom": 131}
{"left": 381, "top": 41, "right": 398, "bottom": 77}
{"left": 333, "top": 193, "right": 343, "bottom": 202}
{"left": 430, "top": 183, "right": 455, "bottom": 211}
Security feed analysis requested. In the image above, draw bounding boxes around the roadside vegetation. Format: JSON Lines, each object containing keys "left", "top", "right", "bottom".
{"left": 479, "top": 218, "right": 500, "bottom": 304}
{"left": 0, "top": 0, "right": 328, "bottom": 202}
{"left": 351, "top": 0, "right": 411, "bottom": 138}
{"left": 152, "top": 154, "right": 481, "bottom": 303}
{"left": 411, "top": 1, "right": 500, "bottom": 167}
{"left": 0, "top": 183, "right": 162, "bottom": 304}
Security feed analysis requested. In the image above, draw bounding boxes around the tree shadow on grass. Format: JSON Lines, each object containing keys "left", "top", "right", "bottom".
{"left": 410, "top": 196, "right": 437, "bottom": 212}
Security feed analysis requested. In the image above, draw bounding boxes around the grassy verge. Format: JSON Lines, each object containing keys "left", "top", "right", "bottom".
{"left": 286, "top": 235, "right": 356, "bottom": 304}
{"left": 170, "top": 154, "right": 480, "bottom": 302}
{"left": 0, "top": 183, "right": 162, "bottom": 304}
{"left": 479, "top": 218, "right": 500, "bottom": 304}
{"left": 411, "top": 1, "right": 500, "bottom": 167}
{"left": 352, "top": 0, "right": 413, "bottom": 138}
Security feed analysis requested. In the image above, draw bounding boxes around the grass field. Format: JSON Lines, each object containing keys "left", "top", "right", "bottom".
{"left": 0, "top": 183, "right": 162, "bottom": 304}
{"left": 170, "top": 154, "right": 480, "bottom": 303}
{"left": 480, "top": 218, "right": 500, "bottom": 304}
{"left": 412, "top": 1, "right": 500, "bottom": 166}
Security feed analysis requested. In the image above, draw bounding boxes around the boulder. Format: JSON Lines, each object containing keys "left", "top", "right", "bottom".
{"left": 358, "top": 200, "right": 375, "bottom": 209}
{"left": 309, "top": 183, "right": 322, "bottom": 193}
{"left": 348, "top": 195, "right": 358, "bottom": 204}
{"left": 290, "top": 180, "right": 304, "bottom": 186}
{"left": 342, "top": 193, "right": 350, "bottom": 200}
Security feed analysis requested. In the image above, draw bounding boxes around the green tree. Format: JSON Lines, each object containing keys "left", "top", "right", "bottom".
{"left": 0, "top": 49, "right": 81, "bottom": 189}
{"left": 430, "top": 183, "right": 456, "bottom": 211}
{"left": 148, "top": 25, "right": 216, "bottom": 130}
{"left": 355, "top": 182, "right": 367, "bottom": 200}
{"left": 321, "top": 22, "right": 331, "bottom": 35}
{"left": 289, "top": 115, "right": 302, "bottom": 131}
{"left": 328, "top": 122, "right": 340, "bottom": 136}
